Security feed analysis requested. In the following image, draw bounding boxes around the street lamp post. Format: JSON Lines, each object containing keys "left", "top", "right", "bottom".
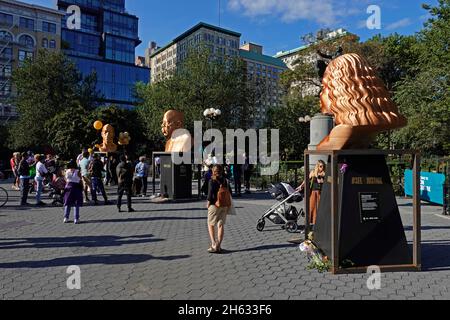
{"left": 203, "top": 108, "right": 222, "bottom": 162}
{"left": 204, "top": 108, "right": 222, "bottom": 131}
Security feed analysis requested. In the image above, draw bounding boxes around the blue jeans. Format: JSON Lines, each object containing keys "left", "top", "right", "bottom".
{"left": 91, "top": 177, "right": 107, "bottom": 203}
{"left": 35, "top": 177, "right": 44, "bottom": 204}
{"left": 64, "top": 206, "right": 80, "bottom": 220}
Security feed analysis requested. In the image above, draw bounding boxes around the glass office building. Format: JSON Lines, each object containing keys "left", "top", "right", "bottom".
{"left": 57, "top": 0, "right": 149, "bottom": 108}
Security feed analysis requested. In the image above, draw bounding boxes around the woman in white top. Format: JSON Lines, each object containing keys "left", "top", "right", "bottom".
{"left": 35, "top": 154, "right": 48, "bottom": 206}
{"left": 63, "top": 160, "right": 83, "bottom": 224}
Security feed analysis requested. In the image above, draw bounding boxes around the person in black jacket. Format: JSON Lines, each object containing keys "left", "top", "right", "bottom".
{"left": 116, "top": 154, "right": 135, "bottom": 213}
{"left": 90, "top": 154, "right": 109, "bottom": 205}
{"left": 18, "top": 152, "right": 31, "bottom": 206}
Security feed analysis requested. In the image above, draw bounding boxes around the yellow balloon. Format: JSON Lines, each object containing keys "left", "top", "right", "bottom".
{"left": 94, "top": 121, "right": 103, "bottom": 130}
{"left": 88, "top": 148, "right": 93, "bottom": 154}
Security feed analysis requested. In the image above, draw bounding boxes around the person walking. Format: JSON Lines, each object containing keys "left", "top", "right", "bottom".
{"left": 233, "top": 164, "right": 243, "bottom": 197}
{"left": 63, "top": 160, "right": 83, "bottom": 224}
{"left": 116, "top": 155, "right": 134, "bottom": 213}
{"left": 206, "top": 164, "right": 232, "bottom": 254}
{"left": 79, "top": 151, "right": 92, "bottom": 203}
{"left": 34, "top": 154, "right": 48, "bottom": 206}
{"left": 108, "top": 155, "right": 118, "bottom": 186}
{"left": 90, "top": 154, "right": 109, "bottom": 205}
{"left": 135, "top": 156, "right": 149, "bottom": 197}
{"left": 76, "top": 148, "right": 87, "bottom": 166}
{"left": 18, "top": 152, "right": 31, "bottom": 206}
{"left": 10, "top": 152, "right": 21, "bottom": 190}
{"left": 154, "top": 156, "right": 161, "bottom": 178}
{"left": 243, "top": 153, "right": 252, "bottom": 194}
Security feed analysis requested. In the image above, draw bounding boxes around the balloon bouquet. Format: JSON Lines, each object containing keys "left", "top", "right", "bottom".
{"left": 90, "top": 120, "right": 131, "bottom": 154}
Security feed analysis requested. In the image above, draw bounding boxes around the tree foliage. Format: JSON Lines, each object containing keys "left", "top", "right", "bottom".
{"left": 136, "top": 49, "right": 257, "bottom": 148}
{"left": 393, "top": 0, "right": 450, "bottom": 155}
{"left": 44, "top": 105, "right": 148, "bottom": 158}
{"left": 278, "top": 1, "right": 450, "bottom": 156}
{"left": 9, "top": 50, "right": 102, "bottom": 150}
{"left": 267, "top": 94, "right": 320, "bottom": 160}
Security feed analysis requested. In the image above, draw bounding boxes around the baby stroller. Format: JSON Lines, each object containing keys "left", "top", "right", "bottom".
{"left": 256, "top": 183, "right": 305, "bottom": 233}
{"left": 48, "top": 175, "right": 66, "bottom": 207}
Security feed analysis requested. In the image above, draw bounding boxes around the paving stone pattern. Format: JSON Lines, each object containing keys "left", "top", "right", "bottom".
{"left": 0, "top": 181, "right": 449, "bottom": 300}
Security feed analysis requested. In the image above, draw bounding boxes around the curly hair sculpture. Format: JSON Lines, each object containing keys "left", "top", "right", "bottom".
{"left": 318, "top": 53, "right": 407, "bottom": 150}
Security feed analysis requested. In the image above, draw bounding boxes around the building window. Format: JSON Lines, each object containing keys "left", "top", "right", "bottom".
{"left": 49, "top": 40, "right": 56, "bottom": 49}
{"left": 0, "top": 65, "right": 12, "bottom": 77}
{"left": 19, "top": 34, "right": 34, "bottom": 47}
{"left": 18, "top": 50, "right": 34, "bottom": 62}
{"left": 42, "top": 21, "right": 57, "bottom": 34}
{"left": 42, "top": 38, "right": 48, "bottom": 48}
{"left": 0, "top": 47, "right": 12, "bottom": 59}
{"left": 0, "top": 30, "right": 13, "bottom": 42}
{"left": 0, "top": 12, "right": 13, "bottom": 26}
{"left": 19, "top": 17, "right": 35, "bottom": 30}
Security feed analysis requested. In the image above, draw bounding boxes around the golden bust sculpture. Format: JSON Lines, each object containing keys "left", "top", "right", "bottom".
{"left": 161, "top": 110, "right": 192, "bottom": 153}
{"left": 317, "top": 53, "right": 407, "bottom": 150}
{"left": 99, "top": 124, "right": 118, "bottom": 153}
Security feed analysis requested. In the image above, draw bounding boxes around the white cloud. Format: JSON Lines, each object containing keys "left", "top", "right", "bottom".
{"left": 228, "top": 0, "right": 338, "bottom": 25}
{"left": 385, "top": 18, "right": 413, "bottom": 31}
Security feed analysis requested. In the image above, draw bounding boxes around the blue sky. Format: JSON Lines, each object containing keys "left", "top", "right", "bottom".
{"left": 25, "top": 0, "right": 436, "bottom": 57}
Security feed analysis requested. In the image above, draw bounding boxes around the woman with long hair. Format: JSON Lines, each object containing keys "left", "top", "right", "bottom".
{"left": 299, "top": 160, "right": 326, "bottom": 227}
{"left": 206, "top": 164, "right": 232, "bottom": 254}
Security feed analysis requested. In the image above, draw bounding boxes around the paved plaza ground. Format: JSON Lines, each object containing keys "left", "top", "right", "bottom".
{"left": 0, "top": 179, "right": 449, "bottom": 300}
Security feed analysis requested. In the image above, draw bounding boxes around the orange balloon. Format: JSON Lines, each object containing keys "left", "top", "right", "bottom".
{"left": 94, "top": 121, "right": 103, "bottom": 130}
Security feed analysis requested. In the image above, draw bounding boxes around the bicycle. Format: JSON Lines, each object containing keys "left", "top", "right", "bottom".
{"left": 0, "top": 186, "right": 8, "bottom": 208}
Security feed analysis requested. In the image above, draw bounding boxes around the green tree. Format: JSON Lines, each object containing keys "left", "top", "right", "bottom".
{"left": 267, "top": 95, "right": 320, "bottom": 160}
{"left": 44, "top": 105, "right": 148, "bottom": 158}
{"left": 392, "top": 0, "right": 450, "bottom": 155}
{"left": 9, "top": 50, "right": 101, "bottom": 150}
{"left": 136, "top": 49, "right": 256, "bottom": 147}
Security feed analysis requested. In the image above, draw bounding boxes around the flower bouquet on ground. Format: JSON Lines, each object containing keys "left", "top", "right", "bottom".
{"left": 299, "top": 240, "right": 332, "bottom": 273}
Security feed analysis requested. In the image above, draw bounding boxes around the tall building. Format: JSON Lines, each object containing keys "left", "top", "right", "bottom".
{"left": 0, "top": 0, "right": 64, "bottom": 122}
{"left": 57, "top": 0, "right": 149, "bottom": 109}
{"left": 240, "top": 42, "right": 287, "bottom": 127}
{"left": 150, "top": 22, "right": 241, "bottom": 83}
{"left": 150, "top": 22, "right": 287, "bottom": 127}
{"left": 144, "top": 41, "right": 159, "bottom": 68}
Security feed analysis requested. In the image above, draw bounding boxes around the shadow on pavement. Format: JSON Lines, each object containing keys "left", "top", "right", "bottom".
{"left": 234, "top": 192, "right": 271, "bottom": 201}
{"left": 0, "top": 253, "right": 190, "bottom": 269}
{"left": 86, "top": 216, "right": 206, "bottom": 224}
{"left": 398, "top": 202, "right": 442, "bottom": 208}
{"left": 0, "top": 234, "right": 163, "bottom": 250}
{"left": 220, "top": 243, "right": 296, "bottom": 255}
{"left": 422, "top": 241, "right": 450, "bottom": 271}
{"left": 404, "top": 226, "right": 450, "bottom": 231}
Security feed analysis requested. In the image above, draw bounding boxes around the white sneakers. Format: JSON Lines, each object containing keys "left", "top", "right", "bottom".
{"left": 64, "top": 218, "right": 80, "bottom": 224}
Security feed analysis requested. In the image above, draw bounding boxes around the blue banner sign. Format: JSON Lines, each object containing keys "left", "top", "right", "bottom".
{"left": 404, "top": 170, "right": 446, "bottom": 205}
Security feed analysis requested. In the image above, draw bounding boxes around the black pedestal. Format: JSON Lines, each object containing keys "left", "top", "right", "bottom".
{"left": 314, "top": 155, "right": 412, "bottom": 267}
{"left": 156, "top": 152, "right": 192, "bottom": 200}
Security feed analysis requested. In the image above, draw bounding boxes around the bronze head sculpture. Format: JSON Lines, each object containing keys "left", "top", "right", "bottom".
{"left": 161, "top": 110, "right": 192, "bottom": 153}
{"left": 317, "top": 53, "right": 407, "bottom": 150}
{"left": 99, "top": 124, "right": 118, "bottom": 153}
